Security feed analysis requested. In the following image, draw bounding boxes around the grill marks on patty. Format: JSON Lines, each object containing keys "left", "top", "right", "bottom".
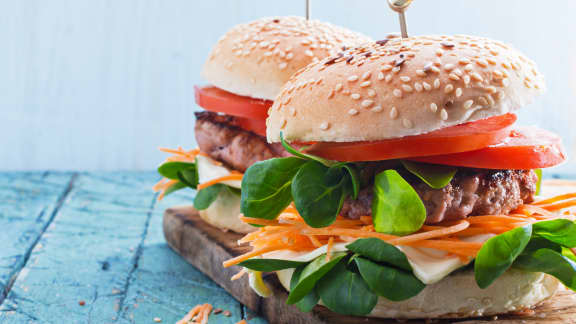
{"left": 195, "top": 112, "right": 537, "bottom": 224}
{"left": 340, "top": 168, "right": 538, "bottom": 224}
{"left": 195, "top": 111, "right": 288, "bottom": 172}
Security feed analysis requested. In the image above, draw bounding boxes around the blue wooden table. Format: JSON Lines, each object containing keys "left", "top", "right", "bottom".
{"left": 0, "top": 172, "right": 266, "bottom": 324}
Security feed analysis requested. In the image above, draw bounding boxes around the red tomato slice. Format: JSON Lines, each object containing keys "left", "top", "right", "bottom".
{"left": 306, "top": 114, "right": 517, "bottom": 162}
{"left": 234, "top": 116, "right": 267, "bottom": 137}
{"left": 194, "top": 85, "right": 271, "bottom": 120}
{"left": 411, "top": 127, "right": 566, "bottom": 169}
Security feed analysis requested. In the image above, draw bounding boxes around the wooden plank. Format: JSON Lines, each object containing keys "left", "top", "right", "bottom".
{"left": 115, "top": 188, "right": 258, "bottom": 324}
{"left": 163, "top": 180, "right": 576, "bottom": 324}
{"left": 0, "top": 172, "right": 75, "bottom": 304}
{"left": 0, "top": 172, "right": 159, "bottom": 323}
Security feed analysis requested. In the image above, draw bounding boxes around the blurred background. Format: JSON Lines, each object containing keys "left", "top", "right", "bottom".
{"left": 1, "top": 0, "right": 575, "bottom": 175}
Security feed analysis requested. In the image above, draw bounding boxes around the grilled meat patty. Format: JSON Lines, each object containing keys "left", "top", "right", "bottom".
{"left": 195, "top": 111, "right": 537, "bottom": 224}
{"left": 340, "top": 168, "right": 538, "bottom": 224}
{"left": 195, "top": 111, "right": 288, "bottom": 172}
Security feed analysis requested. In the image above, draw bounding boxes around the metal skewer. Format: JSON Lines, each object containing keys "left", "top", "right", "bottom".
{"left": 387, "top": 0, "right": 413, "bottom": 38}
{"left": 306, "top": 0, "right": 311, "bottom": 20}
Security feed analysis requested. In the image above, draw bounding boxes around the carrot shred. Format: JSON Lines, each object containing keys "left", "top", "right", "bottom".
{"left": 177, "top": 303, "right": 213, "bottom": 324}
{"left": 197, "top": 174, "right": 244, "bottom": 190}
{"left": 307, "top": 235, "right": 323, "bottom": 248}
{"left": 326, "top": 237, "right": 334, "bottom": 261}
{"left": 388, "top": 221, "right": 470, "bottom": 245}
{"left": 534, "top": 193, "right": 576, "bottom": 206}
{"left": 231, "top": 268, "right": 247, "bottom": 281}
{"left": 236, "top": 320, "right": 248, "bottom": 324}
{"left": 539, "top": 199, "right": 576, "bottom": 211}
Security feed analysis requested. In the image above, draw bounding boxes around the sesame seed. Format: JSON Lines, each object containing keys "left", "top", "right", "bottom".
{"left": 486, "top": 58, "right": 497, "bottom": 65}
{"left": 416, "top": 69, "right": 426, "bottom": 77}
{"left": 459, "top": 58, "right": 471, "bottom": 65}
{"left": 393, "top": 89, "right": 402, "bottom": 98}
{"left": 400, "top": 76, "right": 411, "bottom": 82}
{"left": 335, "top": 83, "right": 343, "bottom": 92}
{"left": 305, "top": 50, "right": 314, "bottom": 57}
{"left": 430, "top": 66, "right": 441, "bottom": 73}
{"left": 389, "top": 107, "right": 399, "bottom": 119}
{"left": 289, "top": 107, "right": 296, "bottom": 116}
{"left": 440, "top": 109, "right": 448, "bottom": 120}
{"left": 153, "top": 317, "right": 162, "bottom": 323}
{"left": 422, "top": 82, "right": 431, "bottom": 91}
{"left": 327, "top": 90, "right": 335, "bottom": 99}
{"left": 392, "top": 66, "right": 401, "bottom": 73}
{"left": 430, "top": 103, "right": 438, "bottom": 113}
{"left": 367, "top": 89, "right": 376, "bottom": 97}
{"left": 301, "top": 39, "right": 311, "bottom": 45}
{"left": 348, "top": 108, "right": 359, "bottom": 116}
{"left": 452, "top": 68, "right": 463, "bottom": 76}
{"left": 414, "top": 82, "right": 423, "bottom": 92}
{"left": 524, "top": 80, "right": 531, "bottom": 88}
{"left": 371, "top": 105, "right": 382, "bottom": 113}
{"left": 464, "top": 64, "right": 474, "bottom": 72}
{"left": 486, "top": 86, "right": 497, "bottom": 93}
{"left": 441, "top": 41, "right": 455, "bottom": 48}
{"left": 463, "top": 75, "right": 471, "bottom": 85}
{"left": 478, "top": 96, "right": 488, "bottom": 106}
{"left": 347, "top": 75, "right": 359, "bottom": 82}
{"left": 434, "top": 79, "right": 441, "bottom": 89}
{"left": 381, "top": 65, "right": 392, "bottom": 71}
{"left": 360, "top": 81, "right": 371, "bottom": 88}
{"left": 476, "top": 59, "right": 488, "bottom": 67}
{"left": 361, "top": 99, "right": 374, "bottom": 108}
{"left": 444, "top": 63, "right": 455, "bottom": 71}
{"left": 448, "top": 73, "right": 460, "bottom": 81}
{"left": 385, "top": 74, "right": 393, "bottom": 83}
{"left": 399, "top": 118, "right": 413, "bottom": 129}
{"left": 279, "top": 62, "right": 287, "bottom": 70}
{"left": 362, "top": 71, "right": 372, "bottom": 80}
{"left": 471, "top": 72, "right": 484, "bottom": 82}
{"left": 351, "top": 93, "right": 361, "bottom": 100}
{"left": 463, "top": 99, "right": 474, "bottom": 109}
{"left": 285, "top": 52, "right": 294, "bottom": 60}
{"left": 377, "top": 72, "right": 385, "bottom": 81}
{"left": 319, "top": 122, "right": 330, "bottom": 130}
{"left": 455, "top": 88, "right": 463, "bottom": 97}
{"left": 435, "top": 48, "right": 444, "bottom": 56}
{"left": 401, "top": 84, "right": 413, "bottom": 92}
{"left": 502, "top": 78, "right": 510, "bottom": 87}
{"left": 444, "top": 84, "right": 454, "bottom": 93}
{"left": 487, "top": 94, "right": 495, "bottom": 106}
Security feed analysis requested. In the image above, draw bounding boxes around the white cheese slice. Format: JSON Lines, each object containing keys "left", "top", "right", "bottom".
{"left": 196, "top": 155, "right": 241, "bottom": 189}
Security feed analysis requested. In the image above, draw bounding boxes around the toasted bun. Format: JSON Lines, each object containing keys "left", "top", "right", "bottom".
{"left": 267, "top": 35, "right": 545, "bottom": 142}
{"left": 276, "top": 268, "right": 559, "bottom": 319}
{"left": 202, "top": 16, "right": 371, "bottom": 100}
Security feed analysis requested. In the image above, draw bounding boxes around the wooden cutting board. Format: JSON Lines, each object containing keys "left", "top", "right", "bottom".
{"left": 163, "top": 180, "right": 576, "bottom": 324}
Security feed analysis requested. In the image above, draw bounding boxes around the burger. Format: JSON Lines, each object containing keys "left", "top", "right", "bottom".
{"left": 153, "top": 16, "right": 371, "bottom": 233}
{"left": 223, "top": 35, "right": 576, "bottom": 319}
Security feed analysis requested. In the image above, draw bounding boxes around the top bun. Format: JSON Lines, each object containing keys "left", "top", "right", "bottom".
{"left": 202, "top": 16, "right": 371, "bottom": 101}
{"left": 267, "top": 35, "right": 545, "bottom": 143}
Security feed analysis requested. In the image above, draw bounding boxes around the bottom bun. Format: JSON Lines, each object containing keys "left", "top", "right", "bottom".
{"left": 276, "top": 268, "right": 559, "bottom": 319}
{"left": 197, "top": 187, "right": 254, "bottom": 234}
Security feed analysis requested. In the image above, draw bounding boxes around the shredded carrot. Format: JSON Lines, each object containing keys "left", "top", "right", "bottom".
{"left": 539, "top": 199, "right": 576, "bottom": 211}
{"left": 326, "top": 237, "right": 334, "bottom": 261}
{"left": 231, "top": 268, "right": 247, "bottom": 281}
{"left": 177, "top": 303, "right": 213, "bottom": 324}
{"left": 225, "top": 192, "right": 576, "bottom": 269}
{"left": 236, "top": 320, "right": 248, "bottom": 324}
{"left": 197, "top": 174, "right": 244, "bottom": 190}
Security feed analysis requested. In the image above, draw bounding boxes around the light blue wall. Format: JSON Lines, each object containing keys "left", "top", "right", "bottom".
{"left": 1, "top": 0, "right": 575, "bottom": 174}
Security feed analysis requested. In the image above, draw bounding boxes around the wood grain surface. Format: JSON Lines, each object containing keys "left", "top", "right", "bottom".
{"left": 0, "top": 172, "right": 263, "bottom": 324}
{"left": 163, "top": 180, "right": 576, "bottom": 324}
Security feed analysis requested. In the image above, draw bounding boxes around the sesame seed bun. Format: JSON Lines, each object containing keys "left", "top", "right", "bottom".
{"left": 202, "top": 16, "right": 371, "bottom": 101}
{"left": 267, "top": 35, "right": 546, "bottom": 143}
{"left": 276, "top": 267, "right": 559, "bottom": 319}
